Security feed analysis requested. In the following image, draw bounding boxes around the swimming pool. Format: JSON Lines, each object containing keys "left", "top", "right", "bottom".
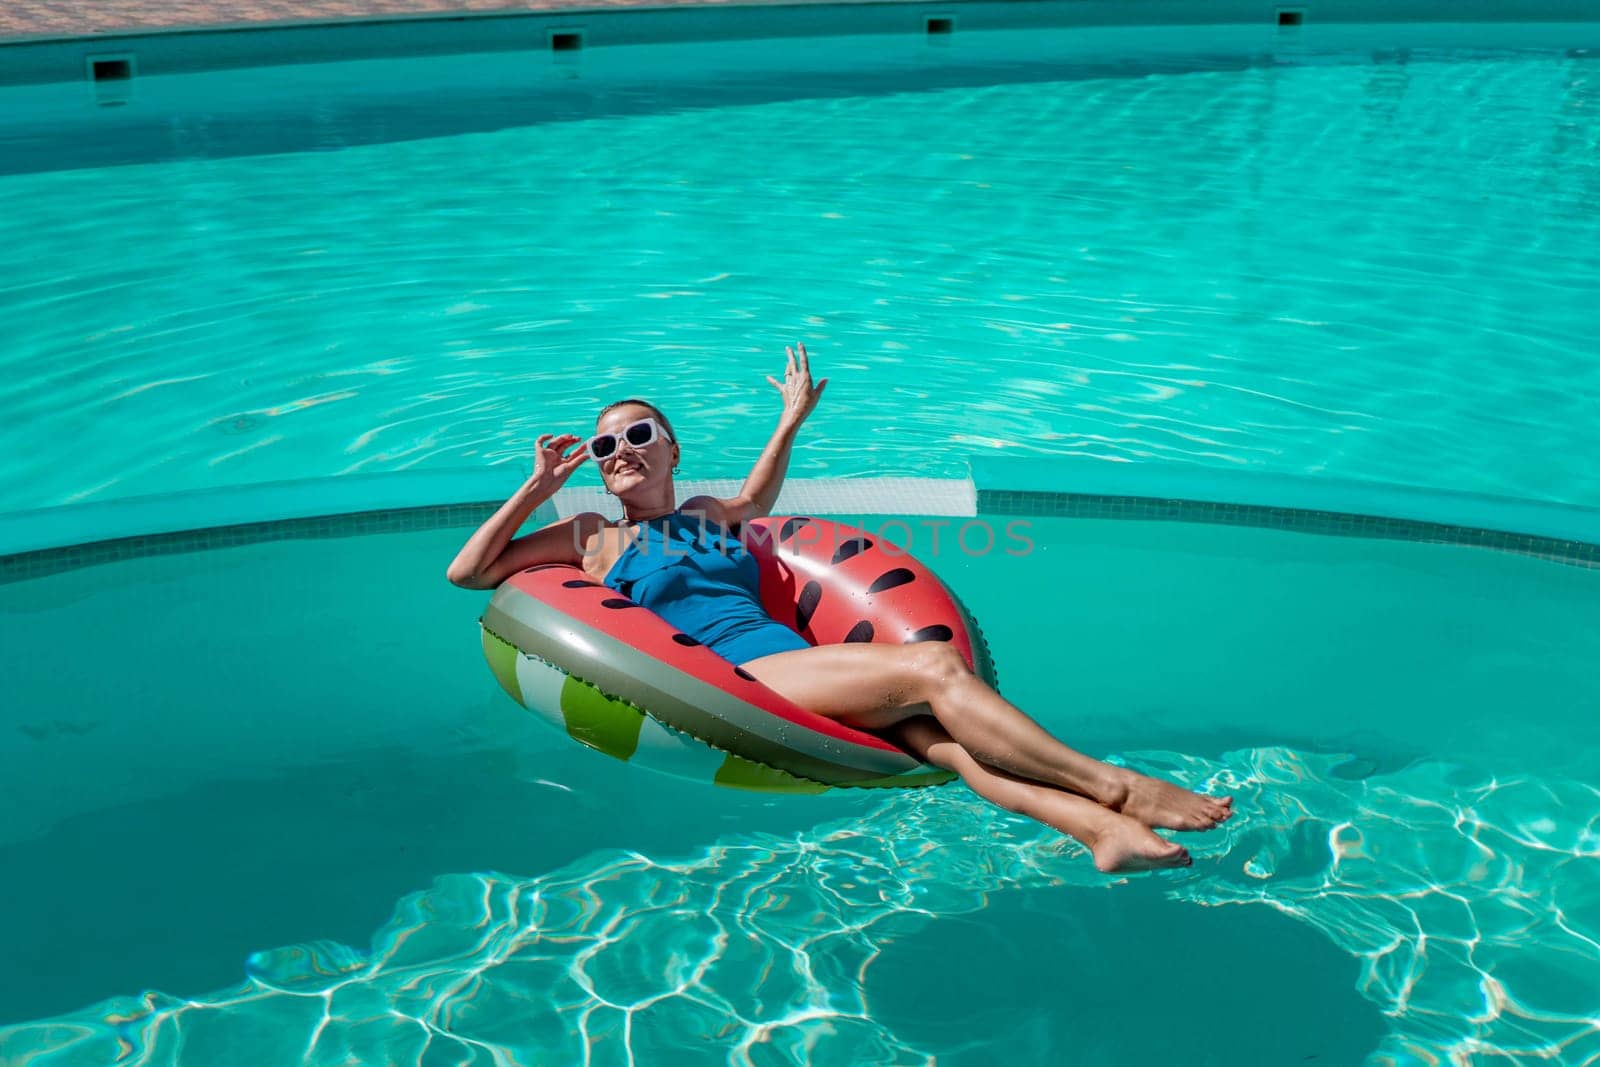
{"left": 2, "top": 5, "right": 1599, "bottom": 1065}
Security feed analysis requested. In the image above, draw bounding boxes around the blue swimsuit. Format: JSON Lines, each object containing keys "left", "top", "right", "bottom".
{"left": 603, "top": 509, "right": 812, "bottom": 666}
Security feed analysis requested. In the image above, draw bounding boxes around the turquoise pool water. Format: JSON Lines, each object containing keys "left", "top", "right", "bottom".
{"left": 2, "top": 515, "right": 1598, "bottom": 1064}
{"left": 0, "top": 36, "right": 1598, "bottom": 510}
{"left": 2, "top": 22, "right": 1599, "bottom": 1067}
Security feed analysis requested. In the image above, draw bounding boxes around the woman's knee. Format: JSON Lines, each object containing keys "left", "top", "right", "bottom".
{"left": 906, "top": 641, "right": 974, "bottom": 701}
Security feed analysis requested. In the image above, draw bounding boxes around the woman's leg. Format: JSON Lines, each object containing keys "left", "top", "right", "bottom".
{"left": 893, "top": 717, "right": 1191, "bottom": 872}
{"left": 739, "top": 641, "right": 1232, "bottom": 832}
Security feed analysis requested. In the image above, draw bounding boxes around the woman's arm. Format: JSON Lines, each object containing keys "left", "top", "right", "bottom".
{"left": 446, "top": 433, "right": 599, "bottom": 589}
{"left": 686, "top": 343, "right": 827, "bottom": 527}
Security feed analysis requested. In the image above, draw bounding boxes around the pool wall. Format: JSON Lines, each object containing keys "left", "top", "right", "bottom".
{"left": 4, "top": 0, "right": 1599, "bottom": 86}
{"left": 4, "top": 4, "right": 1597, "bottom": 186}
{"left": 4, "top": 463, "right": 1597, "bottom": 582}
{"left": 972, "top": 456, "right": 1600, "bottom": 567}
{"left": 4, "top": 3, "right": 1598, "bottom": 178}
{"left": 0, "top": 472, "right": 974, "bottom": 580}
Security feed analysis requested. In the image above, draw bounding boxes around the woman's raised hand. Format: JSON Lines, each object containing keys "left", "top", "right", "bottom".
{"left": 531, "top": 433, "right": 588, "bottom": 487}
{"left": 768, "top": 342, "right": 828, "bottom": 429}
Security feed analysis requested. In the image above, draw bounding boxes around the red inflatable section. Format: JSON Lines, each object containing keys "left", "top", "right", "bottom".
{"left": 742, "top": 516, "right": 990, "bottom": 676}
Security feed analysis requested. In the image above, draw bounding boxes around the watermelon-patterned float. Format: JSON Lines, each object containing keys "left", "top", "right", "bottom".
{"left": 479, "top": 515, "right": 997, "bottom": 794}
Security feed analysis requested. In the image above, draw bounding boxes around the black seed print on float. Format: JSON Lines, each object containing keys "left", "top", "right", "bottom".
{"left": 671, "top": 633, "right": 701, "bottom": 646}
{"left": 910, "top": 624, "right": 954, "bottom": 642}
{"left": 562, "top": 579, "right": 599, "bottom": 589}
{"left": 832, "top": 537, "right": 873, "bottom": 564}
{"left": 844, "top": 620, "right": 875, "bottom": 643}
{"left": 733, "top": 666, "right": 756, "bottom": 681}
{"left": 601, "top": 598, "right": 640, "bottom": 609}
{"left": 780, "top": 517, "right": 812, "bottom": 542}
{"left": 866, "top": 568, "right": 915, "bottom": 594}
{"left": 795, "top": 580, "right": 823, "bottom": 631}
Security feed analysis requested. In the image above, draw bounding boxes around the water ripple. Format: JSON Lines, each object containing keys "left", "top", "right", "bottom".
{"left": 5, "top": 747, "right": 1598, "bottom": 1065}
{"left": 1, "top": 52, "right": 1598, "bottom": 510}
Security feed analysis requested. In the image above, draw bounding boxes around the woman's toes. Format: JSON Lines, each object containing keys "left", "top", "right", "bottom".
{"left": 1157, "top": 840, "right": 1192, "bottom": 866}
{"left": 1089, "top": 818, "right": 1194, "bottom": 872}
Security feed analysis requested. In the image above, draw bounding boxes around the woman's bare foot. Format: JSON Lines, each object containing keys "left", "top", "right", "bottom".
{"left": 1106, "top": 769, "right": 1234, "bottom": 832}
{"left": 1084, "top": 812, "right": 1193, "bottom": 873}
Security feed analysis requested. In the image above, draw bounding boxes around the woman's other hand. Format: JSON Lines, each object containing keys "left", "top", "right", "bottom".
{"left": 532, "top": 433, "right": 588, "bottom": 488}
{"left": 768, "top": 342, "right": 828, "bottom": 430}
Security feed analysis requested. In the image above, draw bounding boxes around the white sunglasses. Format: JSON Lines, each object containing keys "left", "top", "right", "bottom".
{"left": 587, "top": 417, "right": 672, "bottom": 461}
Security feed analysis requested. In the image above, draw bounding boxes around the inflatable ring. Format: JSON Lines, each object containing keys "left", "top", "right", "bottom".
{"left": 479, "top": 515, "right": 998, "bottom": 794}
{"left": 476, "top": 511, "right": 998, "bottom": 796}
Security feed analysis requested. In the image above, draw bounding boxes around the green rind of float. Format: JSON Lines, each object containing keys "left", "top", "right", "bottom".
{"left": 480, "top": 626, "right": 523, "bottom": 703}
{"left": 713, "top": 752, "right": 831, "bottom": 795}
{"left": 559, "top": 673, "right": 646, "bottom": 762}
{"left": 481, "top": 622, "right": 956, "bottom": 794}
{"left": 831, "top": 768, "right": 957, "bottom": 789}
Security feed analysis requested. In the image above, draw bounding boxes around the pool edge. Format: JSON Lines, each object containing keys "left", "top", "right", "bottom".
{"left": 4, "top": 463, "right": 1598, "bottom": 583}
{"left": 971, "top": 455, "right": 1600, "bottom": 568}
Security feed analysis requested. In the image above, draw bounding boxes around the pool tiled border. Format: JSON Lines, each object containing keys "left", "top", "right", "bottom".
{"left": 0, "top": 474, "right": 976, "bottom": 584}
{"left": 0, "top": 501, "right": 500, "bottom": 584}
{"left": 4, "top": 481, "right": 1598, "bottom": 584}
{"left": 978, "top": 489, "right": 1600, "bottom": 569}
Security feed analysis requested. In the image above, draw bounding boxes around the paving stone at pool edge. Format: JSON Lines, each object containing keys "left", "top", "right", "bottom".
{"left": 2, "top": 0, "right": 842, "bottom": 42}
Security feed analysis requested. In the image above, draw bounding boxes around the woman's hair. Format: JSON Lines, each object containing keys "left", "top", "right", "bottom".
{"left": 597, "top": 398, "right": 676, "bottom": 443}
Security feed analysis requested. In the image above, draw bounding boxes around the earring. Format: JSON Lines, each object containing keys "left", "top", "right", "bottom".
{"left": 673, "top": 465, "right": 681, "bottom": 474}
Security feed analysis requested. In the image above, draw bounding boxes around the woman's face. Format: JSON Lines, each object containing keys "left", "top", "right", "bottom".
{"left": 593, "top": 404, "right": 676, "bottom": 495}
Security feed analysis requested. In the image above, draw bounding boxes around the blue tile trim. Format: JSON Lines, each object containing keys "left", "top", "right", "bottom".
{"left": 976, "top": 488, "right": 1600, "bottom": 568}
{"left": 0, "top": 501, "right": 502, "bottom": 584}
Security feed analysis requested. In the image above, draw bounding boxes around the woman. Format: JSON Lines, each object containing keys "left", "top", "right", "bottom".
{"left": 448, "top": 344, "right": 1233, "bottom": 872}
